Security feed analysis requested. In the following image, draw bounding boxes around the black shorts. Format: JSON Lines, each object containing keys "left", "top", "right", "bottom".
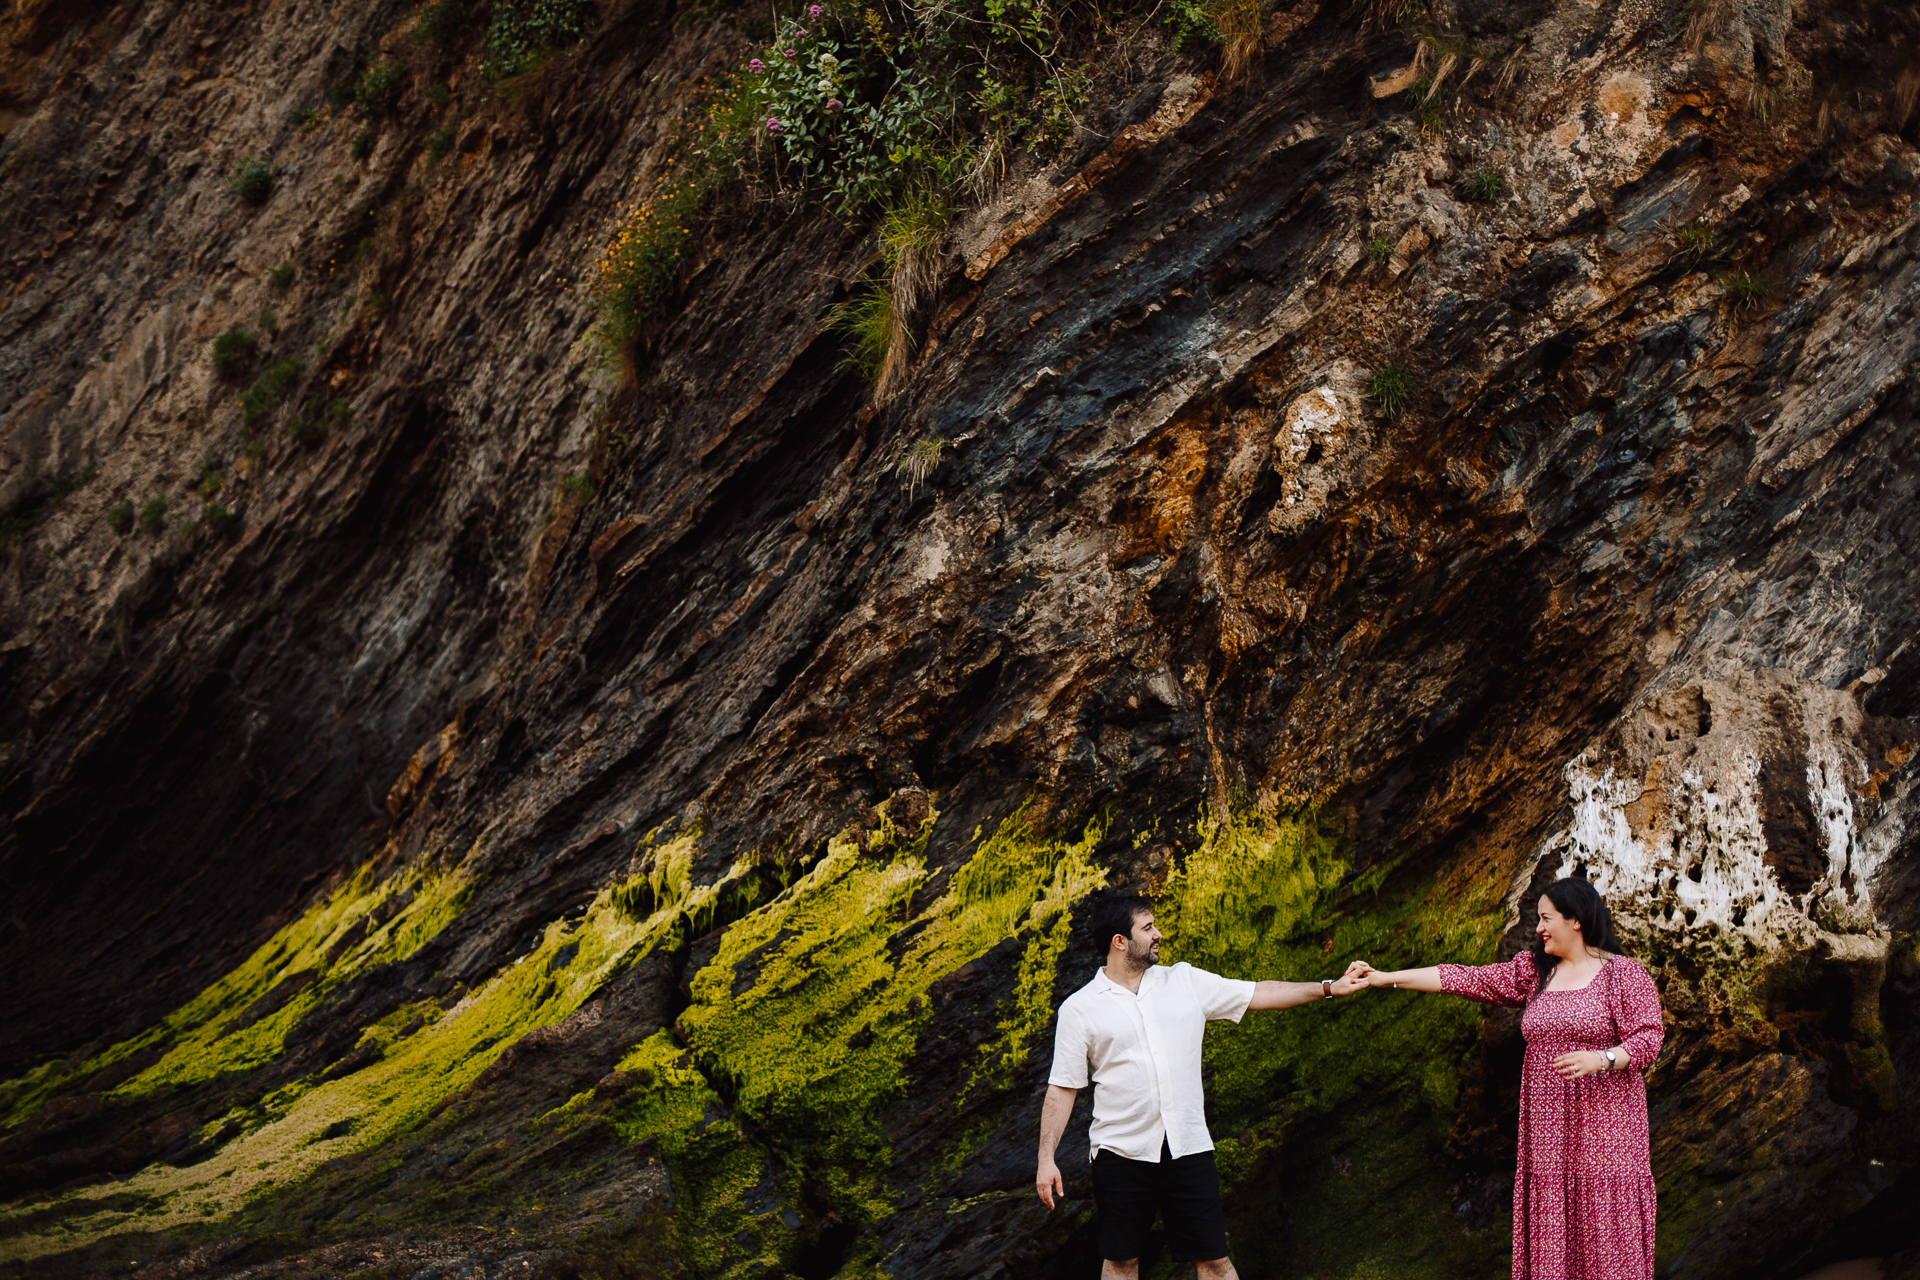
{"left": 1088, "top": 1141, "right": 1230, "bottom": 1263}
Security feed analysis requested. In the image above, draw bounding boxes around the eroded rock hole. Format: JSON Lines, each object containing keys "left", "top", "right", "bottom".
{"left": 1760, "top": 756, "right": 1825, "bottom": 897}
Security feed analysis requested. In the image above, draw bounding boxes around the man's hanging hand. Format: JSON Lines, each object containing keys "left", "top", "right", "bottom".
{"left": 1036, "top": 1157, "right": 1065, "bottom": 1210}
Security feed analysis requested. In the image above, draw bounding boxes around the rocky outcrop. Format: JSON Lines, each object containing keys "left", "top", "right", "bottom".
{"left": 2, "top": 0, "right": 1918, "bottom": 1276}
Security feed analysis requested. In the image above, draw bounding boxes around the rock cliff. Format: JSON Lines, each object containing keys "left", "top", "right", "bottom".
{"left": 2, "top": 0, "right": 1917, "bottom": 1275}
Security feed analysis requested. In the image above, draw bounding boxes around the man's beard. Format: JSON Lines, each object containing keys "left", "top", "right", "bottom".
{"left": 1124, "top": 938, "right": 1158, "bottom": 969}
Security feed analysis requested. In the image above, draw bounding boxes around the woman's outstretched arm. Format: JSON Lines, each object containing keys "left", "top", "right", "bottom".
{"left": 1362, "top": 953, "right": 1535, "bottom": 1007}
{"left": 1362, "top": 965, "right": 1445, "bottom": 992}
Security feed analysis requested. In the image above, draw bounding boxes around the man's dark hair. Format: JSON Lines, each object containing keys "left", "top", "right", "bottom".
{"left": 1088, "top": 894, "right": 1152, "bottom": 954}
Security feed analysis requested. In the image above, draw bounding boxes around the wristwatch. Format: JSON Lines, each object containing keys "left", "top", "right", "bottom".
{"left": 1321, "top": 979, "right": 1334, "bottom": 999}
{"left": 1602, "top": 1048, "right": 1618, "bottom": 1071}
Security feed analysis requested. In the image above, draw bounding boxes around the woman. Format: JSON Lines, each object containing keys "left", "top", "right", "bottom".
{"left": 1360, "top": 877, "right": 1665, "bottom": 1280}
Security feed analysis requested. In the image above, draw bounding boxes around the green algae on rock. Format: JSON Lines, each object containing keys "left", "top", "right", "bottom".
{"left": 0, "top": 838, "right": 742, "bottom": 1261}
{"left": 0, "top": 858, "right": 476, "bottom": 1134}
{"left": 601, "top": 1030, "right": 803, "bottom": 1280}
{"left": 678, "top": 799, "right": 1106, "bottom": 1216}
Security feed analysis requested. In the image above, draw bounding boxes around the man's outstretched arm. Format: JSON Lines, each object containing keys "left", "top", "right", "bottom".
{"left": 1247, "top": 961, "right": 1369, "bottom": 1011}
{"left": 1035, "top": 1084, "right": 1077, "bottom": 1209}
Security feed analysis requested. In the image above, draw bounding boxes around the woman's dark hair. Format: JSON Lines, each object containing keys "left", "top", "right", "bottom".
{"left": 1088, "top": 894, "right": 1152, "bottom": 954}
{"left": 1530, "top": 876, "right": 1623, "bottom": 990}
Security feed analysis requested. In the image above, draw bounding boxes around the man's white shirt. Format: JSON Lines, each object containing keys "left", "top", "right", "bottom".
{"left": 1047, "top": 961, "right": 1255, "bottom": 1161}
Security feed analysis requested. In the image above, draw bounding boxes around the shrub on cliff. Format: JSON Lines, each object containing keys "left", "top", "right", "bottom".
{"left": 411, "top": 0, "right": 474, "bottom": 46}
{"left": 241, "top": 358, "right": 306, "bottom": 428}
{"left": 351, "top": 60, "right": 407, "bottom": 116}
{"left": 590, "top": 1, "right": 1085, "bottom": 353}
{"left": 212, "top": 327, "right": 258, "bottom": 379}
{"left": 225, "top": 155, "right": 275, "bottom": 205}
{"left": 483, "top": 0, "right": 596, "bottom": 79}
{"left": 744, "top": 16, "right": 953, "bottom": 214}
{"left": 590, "top": 0, "right": 1245, "bottom": 362}
{"left": 593, "top": 169, "right": 701, "bottom": 352}
{"left": 202, "top": 501, "right": 242, "bottom": 538}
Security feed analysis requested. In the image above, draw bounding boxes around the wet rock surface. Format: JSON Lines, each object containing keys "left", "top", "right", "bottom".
{"left": 3, "top": 0, "right": 1920, "bottom": 1276}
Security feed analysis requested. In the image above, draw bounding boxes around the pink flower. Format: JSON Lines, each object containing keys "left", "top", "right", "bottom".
{"left": 783, "top": 47, "right": 797, "bottom": 58}
{"left": 824, "top": 98, "right": 843, "bottom": 114}
{"left": 766, "top": 117, "right": 783, "bottom": 132}
{"left": 808, "top": 4, "right": 823, "bottom": 17}
{"left": 749, "top": 57, "right": 766, "bottom": 71}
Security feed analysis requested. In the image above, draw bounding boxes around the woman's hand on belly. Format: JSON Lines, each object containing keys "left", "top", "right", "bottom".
{"left": 1549, "top": 1049, "right": 1613, "bottom": 1080}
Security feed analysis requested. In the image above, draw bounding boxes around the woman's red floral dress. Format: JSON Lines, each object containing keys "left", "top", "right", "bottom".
{"left": 1439, "top": 952, "right": 1665, "bottom": 1280}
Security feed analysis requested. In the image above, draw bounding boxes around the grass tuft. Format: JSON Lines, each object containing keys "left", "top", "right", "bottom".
{"left": 1716, "top": 268, "right": 1768, "bottom": 310}
{"left": 1368, "top": 364, "right": 1417, "bottom": 418}
{"left": 895, "top": 436, "right": 950, "bottom": 496}
{"left": 1671, "top": 220, "right": 1716, "bottom": 259}
{"left": 1366, "top": 234, "right": 1395, "bottom": 266}
{"left": 826, "top": 281, "right": 897, "bottom": 386}
{"left": 1461, "top": 169, "right": 1505, "bottom": 202}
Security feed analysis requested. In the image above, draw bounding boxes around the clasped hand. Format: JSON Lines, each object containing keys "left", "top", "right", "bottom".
{"left": 1346, "top": 960, "right": 1397, "bottom": 988}
{"left": 1329, "top": 959, "right": 1371, "bottom": 996}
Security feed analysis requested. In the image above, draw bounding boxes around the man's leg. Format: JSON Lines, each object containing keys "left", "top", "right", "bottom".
{"left": 1089, "top": 1150, "right": 1155, "bottom": 1279}
{"left": 1161, "top": 1147, "right": 1234, "bottom": 1279}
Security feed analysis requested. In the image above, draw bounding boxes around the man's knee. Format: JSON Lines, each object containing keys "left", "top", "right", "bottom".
{"left": 1100, "top": 1259, "right": 1141, "bottom": 1280}
{"left": 1193, "top": 1257, "right": 1238, "bottom": 1280}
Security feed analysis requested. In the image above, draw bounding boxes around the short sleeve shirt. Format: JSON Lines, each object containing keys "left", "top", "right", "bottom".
{"left": 1047, "top": 962, "right": 1255, "bottom": 1160}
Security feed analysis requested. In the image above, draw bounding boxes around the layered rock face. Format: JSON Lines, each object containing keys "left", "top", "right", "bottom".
{"left": 2, "top": 0, "right": 1917, "bottom": 1276}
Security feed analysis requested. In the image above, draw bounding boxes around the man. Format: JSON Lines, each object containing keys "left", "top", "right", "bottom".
{"left": 1036, "top": 894, "right": 1367, "bottom": 1279}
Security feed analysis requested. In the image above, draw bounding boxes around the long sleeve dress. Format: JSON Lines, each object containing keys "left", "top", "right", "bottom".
{"left": 1439, "top": 951, "right": 1665, "bottom": 1280}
